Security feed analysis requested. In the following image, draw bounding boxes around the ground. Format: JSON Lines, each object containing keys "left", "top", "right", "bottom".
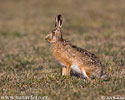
{"left": 0, "top": 0, "right": 125, "bottom": 100}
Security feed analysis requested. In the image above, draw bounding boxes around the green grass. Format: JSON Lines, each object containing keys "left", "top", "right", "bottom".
{"left": 0, "top": 0, "right": 125, "bottom": 100}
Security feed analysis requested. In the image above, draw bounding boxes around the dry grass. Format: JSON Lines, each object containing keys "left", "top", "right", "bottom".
{"left": 0, "top": 0, "right": 125, "bottom": 100}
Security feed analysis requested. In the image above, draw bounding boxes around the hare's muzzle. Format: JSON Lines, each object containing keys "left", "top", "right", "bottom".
{"left": 45, "top": 35, "right": 51, "bottom": 43}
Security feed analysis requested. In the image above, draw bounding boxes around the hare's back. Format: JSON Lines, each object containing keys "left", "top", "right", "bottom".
{"left": 70, "top": 45, "right": 102, "bottom": 67}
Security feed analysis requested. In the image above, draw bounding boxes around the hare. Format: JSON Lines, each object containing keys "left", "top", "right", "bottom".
{"left": 45, "top": 14, "right": 104, "bottom": 79}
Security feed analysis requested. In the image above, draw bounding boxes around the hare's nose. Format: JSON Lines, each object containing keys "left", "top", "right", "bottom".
{"left": 45, "top": 35, "right": 48, "bottom": 40}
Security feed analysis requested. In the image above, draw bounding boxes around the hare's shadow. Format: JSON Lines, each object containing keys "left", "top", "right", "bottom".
{"left": 71, "top": 71, "right": 87, "bottom": 79}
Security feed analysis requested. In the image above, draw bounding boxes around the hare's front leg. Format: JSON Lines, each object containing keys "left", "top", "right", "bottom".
{"left": 62, "top": 66, "right": 71, "bottom": 76}
{"left": 62, "top": 67, "right": 67, "bottom": 76}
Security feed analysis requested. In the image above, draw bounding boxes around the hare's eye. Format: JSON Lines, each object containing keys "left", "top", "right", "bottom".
{"left": 52, "top": 31, "right": 55, "bottom": 34}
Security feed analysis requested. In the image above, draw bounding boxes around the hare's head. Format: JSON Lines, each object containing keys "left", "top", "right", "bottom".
{"left": 45, "top": 14, "right": 63, "bottom": 43}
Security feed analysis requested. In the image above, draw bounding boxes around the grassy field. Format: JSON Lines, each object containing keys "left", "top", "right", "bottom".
{"left": 0, "top": 0, "right": 125, "bottom": 100}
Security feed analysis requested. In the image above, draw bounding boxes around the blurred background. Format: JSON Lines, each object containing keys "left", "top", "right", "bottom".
{"left": 0, "top": 0, "right": 125, "bottom": 34}
{"left": 0, "top": 0, "right": 125, "bottom": 100}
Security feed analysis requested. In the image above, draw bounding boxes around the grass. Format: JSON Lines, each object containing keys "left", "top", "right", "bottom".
{"left": 0, "top": 0, "right": 125, "bottom": 100}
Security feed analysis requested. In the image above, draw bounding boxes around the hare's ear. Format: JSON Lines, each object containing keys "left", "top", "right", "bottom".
{"left": 55, "top": 14, "right": 62, "bottom": 29}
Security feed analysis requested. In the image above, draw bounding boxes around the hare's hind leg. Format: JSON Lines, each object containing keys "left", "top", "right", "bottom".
{"left": 80, "top": 66, "right": 91, "bottom": 79}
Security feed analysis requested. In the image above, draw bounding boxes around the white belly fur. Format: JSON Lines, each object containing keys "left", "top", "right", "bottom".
{"left": 59, "top": 62, "right": 66, "bottom": 67}
{"left": 71, "top": 64, "right": 88, "bottom": 78}
{"left": 71, "top": 64, "right": 81, "bottom": 73}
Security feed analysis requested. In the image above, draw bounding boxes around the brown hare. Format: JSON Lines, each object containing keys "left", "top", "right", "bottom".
{"left": 45, "top": 14, "right": 104, "bottom": 79}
